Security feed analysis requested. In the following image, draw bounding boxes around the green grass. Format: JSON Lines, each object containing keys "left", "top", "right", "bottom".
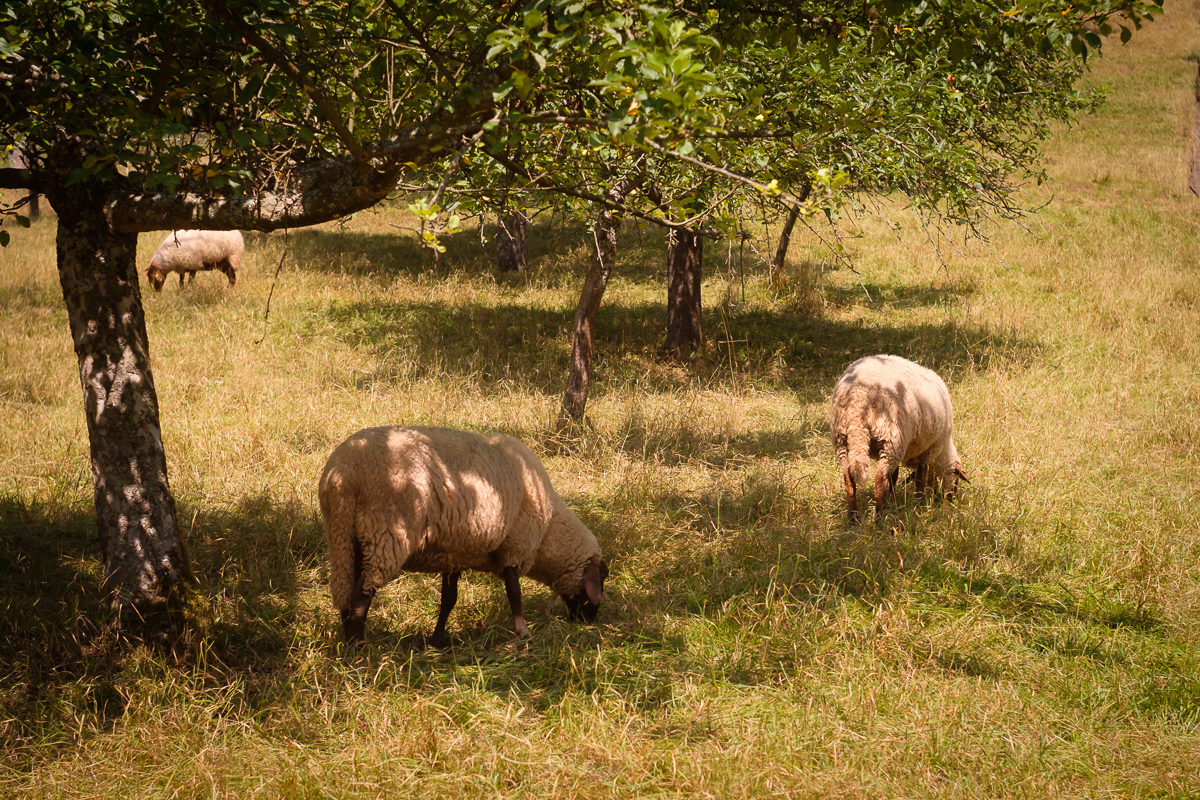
{"left": 3, "top": 6, "right": 1200, "bottom": 798}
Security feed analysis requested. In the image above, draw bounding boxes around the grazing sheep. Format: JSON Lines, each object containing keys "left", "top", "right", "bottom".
{"left": 145, "top": 229, "right": 244, "bottom": 291}
{"left": 319, "top": 425, "right": 609, "bottom": 645}
{"left": 830, "top": 354, "right": 969, "bottom": 522}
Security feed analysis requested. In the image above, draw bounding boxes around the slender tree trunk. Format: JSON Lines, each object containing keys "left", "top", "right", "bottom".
{"left": 54, "top": 194, "right": 193, "bottom": 645}
{"left": 770, "top": 206, "right": 800, "bottom": 284}
{"left": 558, "top": 206, "right": 620, "bottom": 427}
{"left": 664, "top": 227, "right": 703, "bottom": 355}
{"left": 1191, "top": 58, "right": 1200, "bottom": 196}
{"left": 495, "top": 210, "right": 527, "bottom": 272}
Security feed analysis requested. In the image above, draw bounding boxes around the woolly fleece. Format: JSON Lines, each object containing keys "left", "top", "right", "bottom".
{"left": 319, "top": 425, "right": 602, "bottom": 612}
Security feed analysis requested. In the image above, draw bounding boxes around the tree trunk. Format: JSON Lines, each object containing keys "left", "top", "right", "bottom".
{"left": 495, "top": 210, "right": 527, "bottom": 272}
{"left": 54, "top": 195, "right": 193, "bottom": 645}
{"left": 558, "top": 206, "right": 620, "bottom": 427}
{"left": 770, "top": 206, "right": 800, "bottom": 284}
{"left": 664, "top": 227, "right": 703, "bottom": 355}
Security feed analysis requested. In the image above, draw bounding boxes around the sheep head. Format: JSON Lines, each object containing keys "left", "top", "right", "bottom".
{"left": 146, "top": 264, "right": 167, "bottom": 291}
{"left": 938, "top": 439, "right": 969, "bottom": 497}
{"left": 562, "top": 556, "right": 608, "bottom": 622}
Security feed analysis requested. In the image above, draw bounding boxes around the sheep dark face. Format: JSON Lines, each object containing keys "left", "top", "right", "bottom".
{"left": 939, "top": 461, "right": 970, "bottom": 497}
{"left": 146, "top": 265, "right": 167, "bottom": 292}
{"left": 562, "top": 557, "right": 608, "bottom": 623}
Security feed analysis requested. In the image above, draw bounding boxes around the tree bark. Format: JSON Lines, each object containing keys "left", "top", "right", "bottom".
{"left": 54, "top": 193, "right": 193, "bottom": 645}
{"left": 664, "top": 227, "right": 704, "bottom": 355}
{"left": 558, "top": 206, "right": 620, "bottom": 427}
{"left": 770, "top": 206, "right": 800, "bottom": 284}
{"left": 495, "top": 210, "right": 528, "bottom": 272}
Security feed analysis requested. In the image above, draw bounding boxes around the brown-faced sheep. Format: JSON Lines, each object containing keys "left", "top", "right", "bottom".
{"left": 319, "top": 425, "right": 609, "bottom": 645}
{"left": 830, "top": 354, "right": 969, "bottom": 522}
{"left": 145, "top": 229, "right": 244, "bottom": 291}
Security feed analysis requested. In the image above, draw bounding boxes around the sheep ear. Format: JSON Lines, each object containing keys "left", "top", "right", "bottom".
{"left": 953, "top": 463, "right": 971, "bottom": 483}
{"left": 583, "top": 559, "right": 605, "bottom": 605}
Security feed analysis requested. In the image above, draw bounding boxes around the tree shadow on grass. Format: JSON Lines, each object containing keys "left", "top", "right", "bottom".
{"left": 0, "top": 494, "right": 125, "bottom": 772}
{"left": 323, "top": 298, "right": 574, "bottom": 394}
{"left": 321, "top": 293, "right": 1039, "bottom": 404}
{"left": 609, "top": 413, "right": 820, "bottom": 467}
{"left": 3, "top": 470, "right": 1181, "bottom": 752}
{"left": 564, "top": 465, "right": 1177, "bottom": 692}
{"left": 181, "top": 492, "right": 327, "bottom": 670}
{"left": 0, "top": 490, "right": 330, "bottom": 771}
{"left": 821, "top": 279, "right": 973, "bottom": 311}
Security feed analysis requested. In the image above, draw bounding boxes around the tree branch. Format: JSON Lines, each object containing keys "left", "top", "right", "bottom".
{"left": 105, "top": 155, "right": 402, "bottom": 233}
{"left": 213, "top": 8, "right": 367, "bottom": 162}
{"left": 0, "top": 167, "right": 42, "bottom": 192}
{"left": 487, "top": 150, "right": 719, "bottom": 236}
{"left": 381, "top": 0, "right": 453, "bottom": 83}
{"left": 639, "top": 137, "right": 811, "bottom": 208}
{"left": 105, "top": 88, "right": 497, "bottom": 233}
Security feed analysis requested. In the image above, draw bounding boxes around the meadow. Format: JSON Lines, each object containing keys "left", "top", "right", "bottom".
{"left": 2, "top": 4, "right": 1200, "bottom": 798}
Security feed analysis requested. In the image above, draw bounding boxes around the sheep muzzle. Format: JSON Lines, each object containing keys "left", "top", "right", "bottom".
{"left": 563, "top": 557, "right": 608, "bottom": 623}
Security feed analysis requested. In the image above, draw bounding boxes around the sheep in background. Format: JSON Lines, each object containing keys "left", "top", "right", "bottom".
{"left": 830, "top": 354, "right": 969, "bottom": 522}
{"left": 145, "top": 229, "right": 244, "bottom": 291}
{"left": 319, "top": 425, "right": 609, "bottom": 645}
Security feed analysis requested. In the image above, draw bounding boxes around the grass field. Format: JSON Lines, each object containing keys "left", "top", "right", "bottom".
{"left": 3, "top": 5, "right": 1200, "bottom": 799}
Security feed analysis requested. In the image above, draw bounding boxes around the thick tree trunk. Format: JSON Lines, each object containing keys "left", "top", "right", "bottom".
{"left": 664, "top": 227, "right": 703, "bottom": 355}
{"left": 54, "top": 197, "right": 192, "bottom": 644}
{"left": 558, "top": 207, "right": 620, "bottom": 427}
{"left": 495, "top": 210, "right": 528, "bottom": 272}
{"left": 771, "top": 206, "right": 800, "bottom": 284}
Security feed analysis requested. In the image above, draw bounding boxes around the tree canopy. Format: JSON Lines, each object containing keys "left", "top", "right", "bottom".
{"left": 2, "top": 0, "right": 1162, "bottom": 234}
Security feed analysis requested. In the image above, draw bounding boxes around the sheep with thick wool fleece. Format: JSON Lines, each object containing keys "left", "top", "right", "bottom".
{"left": 145, "top": 229, "right": 244, "bottom": 291}
{"left": 319, "top": 425, "right": 609, "bottom": 644}
{"left": 830, "top": 354, "right": 969, "bottom": 522}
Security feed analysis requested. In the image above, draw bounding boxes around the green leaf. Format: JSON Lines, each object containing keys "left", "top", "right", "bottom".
{"left": 485, "top": 42, "right": 510, "bottom": 63}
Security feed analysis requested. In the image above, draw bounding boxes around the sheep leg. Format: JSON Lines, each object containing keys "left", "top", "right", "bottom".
{"left": 913, "top": 461, "right": 930, "bottom": 501}
{"left": 430, "top": 571, "right": 460, "bottom": 648}
{"left": 874, "top": 464, "right": 893, "bottom": 521}
{"left": 842, "top": 465, "right": 859, "bottom": 524}
{"left": 502, "top": 566, "right": 530, "bottom": 639}
{"left": 340, "top": 537, "right": 374, "bottom": 643}
{"left": 341, "top": 584, "right": 374, "bottom": 643}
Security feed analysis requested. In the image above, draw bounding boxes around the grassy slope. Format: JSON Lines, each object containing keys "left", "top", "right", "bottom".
{"left": 2, "top": 5, "right": 1200, "bottom": 798}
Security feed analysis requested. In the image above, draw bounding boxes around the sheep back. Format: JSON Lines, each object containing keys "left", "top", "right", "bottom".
{"left": 319, "top": 425, "right": 599, "bottom": 611}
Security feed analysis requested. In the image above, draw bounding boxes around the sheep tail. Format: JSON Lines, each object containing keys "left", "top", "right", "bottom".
{"left": 319, "top": 470, "right": 358, "bottom": 612}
